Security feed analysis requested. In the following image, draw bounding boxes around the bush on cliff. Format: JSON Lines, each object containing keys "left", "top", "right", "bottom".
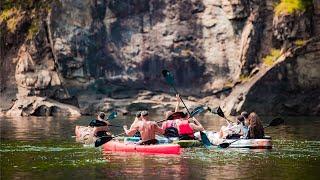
{"left": 275, "top": 0, "right": 313, "bottom": 16}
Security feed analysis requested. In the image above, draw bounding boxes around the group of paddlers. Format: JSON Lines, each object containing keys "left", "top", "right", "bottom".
{"left": 90, "top": 94, "right": 265, "bottom": 145}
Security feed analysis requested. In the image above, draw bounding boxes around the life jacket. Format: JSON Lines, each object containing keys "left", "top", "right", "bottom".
{"left": 177, "top": 120, "right": 194, "bottom": 139}
{"left": 162, "top": 120, "right": 175, "bottom": 129}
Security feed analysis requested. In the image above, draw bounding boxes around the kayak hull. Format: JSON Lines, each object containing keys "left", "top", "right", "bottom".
{"left": 194, "top": 131, "right": 272, "bottom": 149}
{"left": 173, "top": 140, "right": 202, "bottom": 148}
{"left": 217, "top": 138, "right": 272, "bottom": 149}
{"left": 123, "top": 136, "right": 202, "bottom": 148}
{"left": 103, "top": 141, "right": 181, "bottom": 154}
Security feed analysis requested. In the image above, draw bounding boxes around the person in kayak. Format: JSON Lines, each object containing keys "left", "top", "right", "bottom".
{"left": 162, "top": 94, "right": 182, "bottom": 138}
{"left": 219, "top": 114, "right": 248, "bottom": 139}
{"left": 247, "top": 112, "right": 265, "bottom": 139}
{"left": 123, "top": 110, "right": 164, "bottom": 145}
{"left": 175, "top": 111, "right": 205, "bottom": 140}
{"left": 241, "top": 111, "right": 249, "bottom": 138}
{"left": 89, "top": 112, "right": 111, "bottom": 137}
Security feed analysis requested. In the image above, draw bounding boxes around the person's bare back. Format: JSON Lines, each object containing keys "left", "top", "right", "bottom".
{"left": 124, "top": 111, "right": 164, "bottom": 141}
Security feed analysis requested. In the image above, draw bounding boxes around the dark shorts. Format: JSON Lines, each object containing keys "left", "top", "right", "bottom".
{"left": 179, "top": 134, "right": 194, "bottom": 140}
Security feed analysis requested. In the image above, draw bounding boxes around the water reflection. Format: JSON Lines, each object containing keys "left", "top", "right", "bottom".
{"left": 0, "top": 115, "right": 320, "bottom": 179}
{"left": 102, "top": 152, "right": 190, "bottom": 179}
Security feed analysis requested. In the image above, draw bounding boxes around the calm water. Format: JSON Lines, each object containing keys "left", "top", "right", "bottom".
{"left": 1, "top": 115, "right": 319, "bottom": 179}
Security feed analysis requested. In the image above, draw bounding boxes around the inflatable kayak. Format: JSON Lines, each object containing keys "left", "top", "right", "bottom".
{"left": 215, "top": 138, "right": 272, "bottom": 149}
{"left": 195, "top": 131, "right": 272, "bottom": 149}
{"left": 122, "top": 136, "right": 203, "bottom": 148}
{"left": 103, "top": 141, "right": 181, "bottom": 154}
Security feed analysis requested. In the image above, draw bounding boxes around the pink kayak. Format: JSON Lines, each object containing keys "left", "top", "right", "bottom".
{"left": 103, "top": 141, "right": 181, "bottom": 154}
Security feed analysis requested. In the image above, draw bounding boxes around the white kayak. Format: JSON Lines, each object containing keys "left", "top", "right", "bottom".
{"left": 195, "top": 131, "right": 272, "bottom": 149}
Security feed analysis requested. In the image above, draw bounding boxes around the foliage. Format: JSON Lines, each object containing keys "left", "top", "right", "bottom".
{"left": 239, "top": 74, "right": 250, "bottom": 82}
{"left": 294, "top": 39, "right": 306, "bottom": 46}
{"left": 1, "top": 0, "right": 50, "bottom": 11}
{"left": 27, "top": 19, "right": 40, "bottom": 40}
{"left": 263, "top": 49, "right": 281, "bottom": 66}
{"left": 1, "top": 0, "right": 57, "bottom": 35}
{"left": 0, "top": 7, "right": 24, "bottom": 33}
{"left": 275, "top": 0, "right": 313, "bottom": 16}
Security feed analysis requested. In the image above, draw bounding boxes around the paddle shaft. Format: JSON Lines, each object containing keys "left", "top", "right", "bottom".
{"left": 222, "top": 117, "right": 234, "bottom": 124}
{"left": 170, "top": 84, "right": 191, "bottom": 116}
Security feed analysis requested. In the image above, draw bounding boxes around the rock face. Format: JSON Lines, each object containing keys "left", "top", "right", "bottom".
{"left": 1, "top": 0, "right": 319, "bottom": 116}
{"left": 223, "top": 37, "right": 320, "bottom": 116}
{"left": 244, "top": 38, "right": 320, "bottom": 115}
{"left": 47, "top": 0, "right": 245, "bottom": 95}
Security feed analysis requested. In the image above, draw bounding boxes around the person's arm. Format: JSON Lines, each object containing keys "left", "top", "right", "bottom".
{"left": 190, "top": 117, "right": 204, "bottom": 131}
{"left": 161, "top": 122, "right": 166, "bottom": 130}
{"left": 154, "top": 123, "right": 165, "bottom": 135}
{"left": 123, "top": 124, "right": 139, "bottom": 136}
{"left": 130, "top": 117, "right": 139, "bottom": 129}
{"left": 174, "top": 94, "right": 181, "bottom": 112}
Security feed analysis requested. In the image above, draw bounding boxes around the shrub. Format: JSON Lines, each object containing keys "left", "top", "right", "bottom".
{"left": 294, "top": 39, "right": 306, "bottom": 46}
{"left": 263, "top": 49, "right": 281, "bottom": 66}
{"left": 27, "top": 19, "right": 40, "bottom": 40}
{"left": 239, "top": 74, "right": 250, "bottom": 82}
{"left": 275, "top": 0, "right": 313, "bottom": 16}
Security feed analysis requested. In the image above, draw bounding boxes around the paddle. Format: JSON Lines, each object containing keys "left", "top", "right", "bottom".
{"left": 162, "top": 69, "right": 212, "bottom": 148}
{"left": 200, "top": 131, "right": 213, "bottom": 149}
{"left": 208, "top": 106, "right": 234, "bottom": 124}
{"left": 89, "top": 111, "right": 118, "bottom": 127}
{"left": 162, "top": 70, "right": 191, "bottom": 115}
{"left": 190, "top": 106, "right": 208, "bottom": 117}
{"left": 94, "top": 132, "right": 126, "bottom": 147}
{"left": 218, "top": 117, "right": 285, "bottom": 148}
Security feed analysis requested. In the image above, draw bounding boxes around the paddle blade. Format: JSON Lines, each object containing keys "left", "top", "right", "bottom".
{"left": 216, "top": 107, "right": 225, "bottom": 118}
{"left": 268, "top": 117, "right": 284, "bottom": 127}
{"left": 162, "top": 69, "right": 174, "bottom": 85}
{"left": 218, "top": 142, "right": 230, "bottom": 148}
{"left": 167, "top": 112, "right": 187, "bottom": 120}
{"left": 209, "top": 106, "right": 225, "bottom": 118}
{"left": 94, "top": 136, "right": 113, "bottom": 147}
{"left": 200, "top": 131, "right": 212, "bottom": 149}
{"left": 107, "top": 111, "right": 118, "bottom": 120}
{"left": 190, "top": 106, "right": 206, "bottom": 118}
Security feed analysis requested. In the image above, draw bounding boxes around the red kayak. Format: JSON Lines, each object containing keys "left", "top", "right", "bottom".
{"left": 103, "top": 141, "right": 181, "bottom": 155}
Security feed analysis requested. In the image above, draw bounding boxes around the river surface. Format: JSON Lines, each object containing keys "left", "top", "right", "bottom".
{"left": 1, "top": 115, "right": 319, "bottom": 179}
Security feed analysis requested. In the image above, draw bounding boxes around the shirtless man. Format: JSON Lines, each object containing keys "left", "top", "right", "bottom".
{"left": 123, "top": 110, "right": 164, "bottom": 145}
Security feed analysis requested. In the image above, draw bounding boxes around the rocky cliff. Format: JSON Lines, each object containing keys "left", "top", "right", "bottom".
{"left": 1, "top": 0, "right": 319, "bottom": 117}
